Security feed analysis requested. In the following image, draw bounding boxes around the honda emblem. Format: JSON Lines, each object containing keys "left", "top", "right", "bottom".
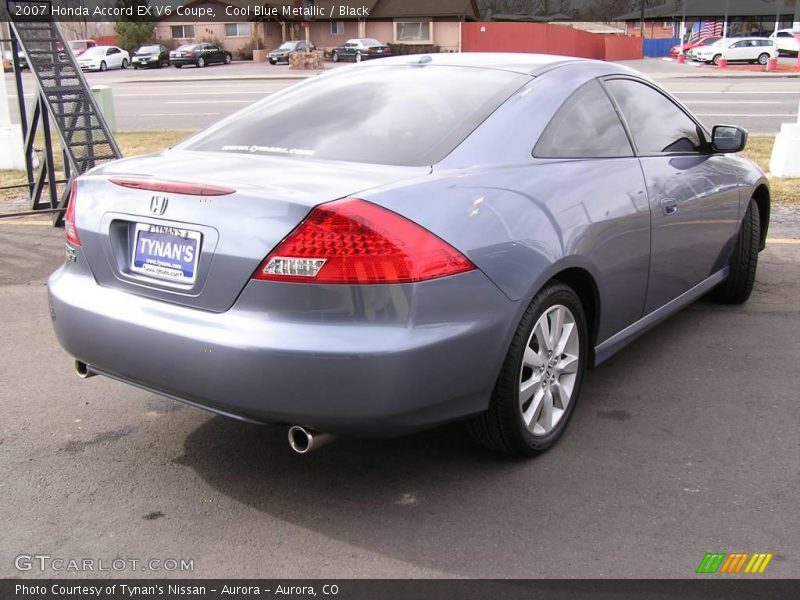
{"left": 150, "top": 195, "right": 168, "bottom": 215}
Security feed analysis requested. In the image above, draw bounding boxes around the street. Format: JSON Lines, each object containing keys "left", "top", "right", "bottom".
{"left": 0, "top": 210, "right": 798, "bottom": 578}
{"left": 662, "top": 78, "right": 800, "bottom": 134}
{"left": 5, "top": 58, "right": 800, "bottom": 134}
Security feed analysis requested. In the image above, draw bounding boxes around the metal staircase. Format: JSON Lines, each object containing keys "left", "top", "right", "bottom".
{"left": 6, "top": 0, "right": 122, "bottom": 224}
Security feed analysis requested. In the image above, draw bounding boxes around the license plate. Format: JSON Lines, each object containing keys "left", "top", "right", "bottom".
{"left": 131, "top": 223, "right": 201, "bottom": 284}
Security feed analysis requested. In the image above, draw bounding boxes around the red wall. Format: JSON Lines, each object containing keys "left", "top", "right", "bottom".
{"left": 93, "top": 35, "right": 118, "bottom": 46}
{"left": 604, "top": 36, "right": 643, "bottom": 61}
{"left": 462, "top": 22, "right": 642, "bottom": 61}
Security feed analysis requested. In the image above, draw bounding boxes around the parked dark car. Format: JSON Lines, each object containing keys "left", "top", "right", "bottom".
{"left": 268, "top": 40, "right": 315, "bottom": 65}
{"left": 170, "top": 43, "right": 232, "bottom": 68}
{"left": 132, "top": 44, "right": 170, "bottom": 69}
{"left": 331, "top": 38, "right": 391, "bottom": 62}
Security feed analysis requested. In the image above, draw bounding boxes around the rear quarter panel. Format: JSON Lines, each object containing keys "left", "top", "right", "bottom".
{"left": 363, "top": 64, "right": 653, "bottom": 347}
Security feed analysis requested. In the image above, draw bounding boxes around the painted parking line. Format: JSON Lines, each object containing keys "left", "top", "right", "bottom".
{"left": 0, "top": 221, "right": 797, "bottom": 245}
{"left": 682, "top": 100, "right": 783, "bottom": 104}
{"left": 695, "top": 113, "right": 798, "bottom": 117}
{"left": 670, "top": 91, "right": 800, "bottom": 94}
{"left": 166, "top": 100, "right": 254, "bottom": 105}
{"left": 146, "top": 112, "right": 220, "bottom": 116}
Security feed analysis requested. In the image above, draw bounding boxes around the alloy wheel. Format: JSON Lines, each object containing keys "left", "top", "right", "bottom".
{"left": 519, "top": 304, "right": 580, "bottom": 436}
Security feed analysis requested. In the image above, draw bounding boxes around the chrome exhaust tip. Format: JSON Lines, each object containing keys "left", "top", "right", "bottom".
{"left": 288, "top": 426, "right": 334, "bottom": 454}
{"left": 74, "top": 360, "right": 96, "bottom": 379}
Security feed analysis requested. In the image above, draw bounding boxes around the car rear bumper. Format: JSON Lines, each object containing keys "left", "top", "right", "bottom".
{"left": 48, "top": 252, "right": 520, "bottom": 437}
{"left": 170, "top": 58, "right": 196, "bottom": 65}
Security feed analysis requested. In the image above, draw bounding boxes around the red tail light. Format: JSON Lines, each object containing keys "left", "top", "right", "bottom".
{"left": 110, "top": 178, "right": 235, "bottom": 196}
{"left": 65, "top": 180, "right": 80, "bottom": 246}
{"left": 253, "top": 198, "right": 475, "bottom": 284}
{"left": 368, "top": 48, "right": 376, "bottom": 54}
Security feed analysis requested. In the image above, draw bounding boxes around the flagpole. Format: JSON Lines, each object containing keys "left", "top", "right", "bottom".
{"left": 722, "top": 0, "right": 729, "bottom": 38}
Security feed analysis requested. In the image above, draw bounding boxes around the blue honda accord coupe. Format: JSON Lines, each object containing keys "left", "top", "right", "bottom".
{"left": 48, "top": 53, "right": 770, "bottom": 456}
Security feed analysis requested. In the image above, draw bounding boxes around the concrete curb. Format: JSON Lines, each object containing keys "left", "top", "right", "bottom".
{"left": 656, "top": 72, "right": 800, "bottom": 79}
{"left": 114, "top": 73, "right": 323, "bottom": 85}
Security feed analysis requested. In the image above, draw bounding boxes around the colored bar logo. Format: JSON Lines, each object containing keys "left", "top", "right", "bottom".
{"left": 696, "top": 552, "right": 773, "bottom": 574}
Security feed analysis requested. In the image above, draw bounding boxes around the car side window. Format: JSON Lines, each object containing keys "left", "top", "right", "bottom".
{"left": 605, "top": 78, "right": 704, "bottom": 155}
{"left": 534, "top": 79, "right": 633, "bottom": 159}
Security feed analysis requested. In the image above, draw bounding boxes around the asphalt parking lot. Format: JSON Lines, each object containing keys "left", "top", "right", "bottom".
{"left": 0, "top": 209, "right": 798, "bottom": 578}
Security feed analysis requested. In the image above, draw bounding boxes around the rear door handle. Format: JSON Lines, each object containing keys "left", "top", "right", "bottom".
{"left": 661, "top": 198, "right": 679, "bottom": 215}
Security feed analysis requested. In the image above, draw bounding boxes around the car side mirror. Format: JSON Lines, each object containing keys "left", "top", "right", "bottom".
{"left": 712, "top": 125, "right": 747, "bottom": 153}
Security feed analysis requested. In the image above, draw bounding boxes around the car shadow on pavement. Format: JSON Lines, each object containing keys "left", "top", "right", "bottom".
{"left": 173, "top": 290, "right": 794, "bottom": 577}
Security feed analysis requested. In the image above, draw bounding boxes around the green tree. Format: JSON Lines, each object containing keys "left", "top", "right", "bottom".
{"left": 113, "top": 0, "right": 155, "bottom": 53}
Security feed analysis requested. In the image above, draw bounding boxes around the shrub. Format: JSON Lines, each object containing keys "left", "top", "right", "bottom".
{"left": 387, "top": 43, "right": 441, "bottom": 56}
{"left": 158, "top": 37, "right": 179, "bottom": 51}
{"left": 235, "top": 41, "right": 254, "bottom": 61}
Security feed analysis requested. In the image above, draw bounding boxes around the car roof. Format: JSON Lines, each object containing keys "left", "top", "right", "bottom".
{"left": 357, "top": 52, "right": 618, "bottom": 76}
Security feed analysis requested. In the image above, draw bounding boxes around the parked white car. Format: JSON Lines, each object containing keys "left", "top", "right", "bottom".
{"left": 76, "top": 46, "right": 130, "bottom": 71}
{"left": 693, "top": 37, "right": 778, "bottom": 65}
{"left": 769, "top": 29, "right": 800, "bottom": 56}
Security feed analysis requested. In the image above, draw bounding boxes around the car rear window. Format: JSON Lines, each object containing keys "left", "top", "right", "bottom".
{"left": 182, "top": 65, "right": 529, "bottom": 167}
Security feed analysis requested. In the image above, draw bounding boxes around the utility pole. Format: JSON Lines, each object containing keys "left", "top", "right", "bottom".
{"left": 640, "top": 0, "right": 646, "bottom": 37}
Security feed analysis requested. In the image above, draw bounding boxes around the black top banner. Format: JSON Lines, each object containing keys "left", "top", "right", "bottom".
{"left": 3, "top": 0, "right": 800, "bottom": 23}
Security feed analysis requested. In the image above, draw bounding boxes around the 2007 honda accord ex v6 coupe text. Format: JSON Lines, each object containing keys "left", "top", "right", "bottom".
{"left": 48, "top": 54, "right": 770, "bottom": 457}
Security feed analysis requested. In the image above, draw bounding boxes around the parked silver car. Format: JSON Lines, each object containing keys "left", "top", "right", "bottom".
{"left": 48, "top": 54, "right": 770, "bottom": 456}
{"left": 693, "top": 37, "right": 778, "bottom": 65}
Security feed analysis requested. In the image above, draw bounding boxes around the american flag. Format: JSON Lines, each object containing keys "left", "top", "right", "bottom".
{"left": 688, "top": 21, "right": 726, "bottom": 43}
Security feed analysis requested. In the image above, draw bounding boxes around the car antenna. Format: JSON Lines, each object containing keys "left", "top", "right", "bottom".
{"left": 409, "top": 55, "right": 432, "bottom": 66}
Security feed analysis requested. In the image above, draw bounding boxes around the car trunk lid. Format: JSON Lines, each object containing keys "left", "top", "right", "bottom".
{"left": 74, "top": 150, "right": 430, "bottom": 312}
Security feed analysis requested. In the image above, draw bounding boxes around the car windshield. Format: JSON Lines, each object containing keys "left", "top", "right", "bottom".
{"left": 137, "top": 45, "right": 160, "bottom": 54}
{"left": 183, "top": 66, "right": 529, "bottom": 167}
{"left": 361, "top": 39, "right": 382, "bottom": 46}
{"left": 69, "top": 41, "right": 88, "bottom": 50}
{"left": 177, "top": 44, "right": 197, "bottom": 52}
{"left": 81, "top": 47, "right": 104, "bottom": 57}
{"left": 701, "top": 37, "right": 720, "bottom": 44}
{"left": 279, "top": 42, "right": 298, "bottom": 50}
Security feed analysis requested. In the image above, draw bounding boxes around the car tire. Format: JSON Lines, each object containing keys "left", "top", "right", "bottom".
{"left": 197, "top": 57, "right": 206, "bottom": 68}
{"left": 467, "top": 282, "right": 588, "bottom": 457}
{"left": 355, "top": 52, "right": 362, "bottom": 63}
{"left": 174, "top": 64, "right": 182, "bottom": 68}
{"left": 331, "top": 51, "right": 339, "bottom": 63}
{"left": 121, "top": 58, "right": 128, "bottom": 69}
{"left": 99, "top": 61, "right": 107, "bottom": 72}
{"left": 712, "top": 54, "right": 722, "bottom": 65}
{"left": 133, "top": 65, "right": 138, "bottom": 70}
{"left": 269, "top": 58, "right": 277, "bottom": 65}
{"left": 713, "top": 198, "right": 760, "bottom": 304}
{"left": 757, "top": 53, "right": 770, "bottom": 65}
{"left": 224, "top": 54, "right": 232, "bottom": 64}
